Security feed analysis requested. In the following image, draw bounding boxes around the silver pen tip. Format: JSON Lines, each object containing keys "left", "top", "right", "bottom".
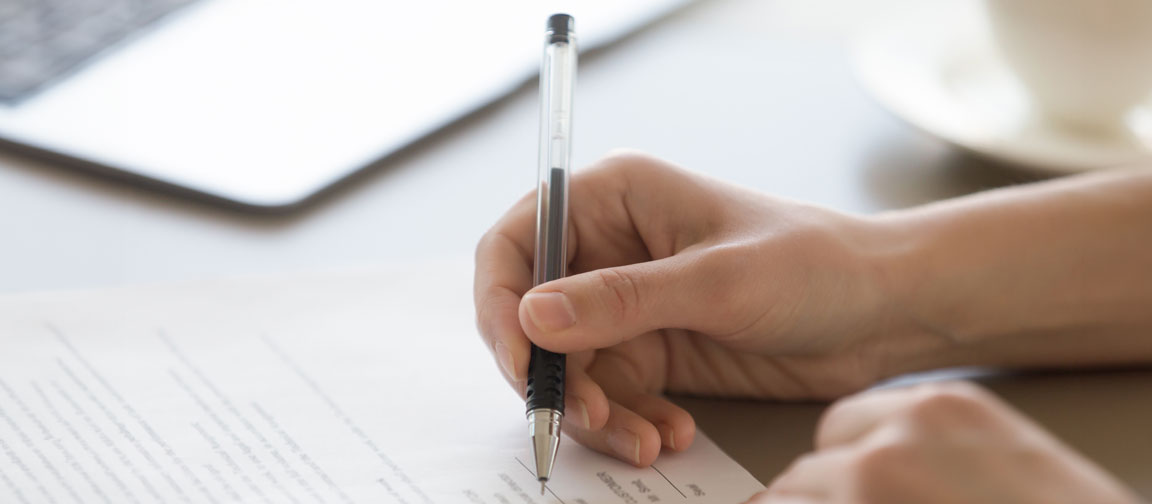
{"left": 528, "top": 409, "right": 562, "bottom": 491}
{"left": 540, "top": 480, "right": 546, "bottom": 495}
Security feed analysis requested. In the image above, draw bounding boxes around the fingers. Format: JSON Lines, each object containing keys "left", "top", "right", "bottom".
{"left": 558, "top": 349, "right": 697, "bottom": 466}
{"left": 814, "top": 386, "right": 920, "bottom": 450}
{"left": 555, "top": 347, "right": 696, "bottom": 465}
{"left": 474, "top": 228, "right": 534, "bottom": 383}
{"left": 586, "top": 347, "right": 696, "bottom": 451}
{"left": 564, "top": 399, "right": 663, "bottom": 466}
{"left": 519, "top": 252, "right": 740, "bottom": 353}
{"left": 476, "top": 152, "right": 718, "bottom": 467}
{"left": 625, "top": 394, "right": 695, "bottom": 452}
{"left": 563, "top": 366, "right": 610, "bottom": 431}
{"left": 814, "top": 381, "right": 996, "bottom": 450}
{"left": 475, "top": 189, "right": 579, "bottom": 385}
{"left": 563, "top": 392, "right": 694, "bottom": 465}
{"left": 478, "top": 152, "right": 717, "bottom": 381}
{"left": 766, "top": 381, "right": 1118, "bottom": 504}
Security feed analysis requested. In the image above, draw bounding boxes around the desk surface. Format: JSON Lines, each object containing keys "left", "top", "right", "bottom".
{"left": 2, "top": 0, "right": 1148, "bottom": 497}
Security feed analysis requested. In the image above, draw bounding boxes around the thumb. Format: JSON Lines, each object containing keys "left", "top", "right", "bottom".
{"left": 518, "top": 254, "right": 730, "bottom": 352}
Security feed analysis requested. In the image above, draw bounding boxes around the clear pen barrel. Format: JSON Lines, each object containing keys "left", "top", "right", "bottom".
{"left": 534, "top": 30, "right": 576, "bottom": 286}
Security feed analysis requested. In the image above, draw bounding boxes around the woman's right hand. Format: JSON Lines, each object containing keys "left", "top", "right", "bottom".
{"left": 473, "top": 152, "right": 941, "bottom": 466}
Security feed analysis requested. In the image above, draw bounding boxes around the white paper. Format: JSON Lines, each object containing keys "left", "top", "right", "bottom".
{"left": 0, "top": 261, "right": 764, "bottom": 504}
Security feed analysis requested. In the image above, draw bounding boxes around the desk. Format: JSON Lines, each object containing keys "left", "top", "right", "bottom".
{"left": 1, "top": 0, "right": 1148, "bottom": 497}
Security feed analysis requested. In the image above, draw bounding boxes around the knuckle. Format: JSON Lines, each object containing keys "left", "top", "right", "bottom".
{"left": 789, "top": 451, "right": 824, "bottom": 473}
{"left": 851, "top": 440, "right": 911, "bottom": 480}
{"left": 474, "top": 229, "right": 494, "bottom": 260}
{"left": 591, "top": 268, "right": 642, "bottom": 322}
{"left": 477, "top": 190, "right": 537, "bottom": 259}
{"left": 595, "top": 150, "right": 667, "bottom": 179}
{"left": 475, "top": 296, "right": 514, "bottom": 347}
{"left": 904, "top": 382, "right": 997, "bottom": 427}
{"left": 816, "top": 399, "right": 853, "bottom": 436}
{"left": 850, "top": 442, "right": 915, "bottom": 503}
{"left": 474, "top": 300, "right": 497, "bottom": 341}
{"left": 475, "top": 227, "right": 518, "bottom": 263}
{"left": 600, "top": 148, "right": 656, "bottom": 167}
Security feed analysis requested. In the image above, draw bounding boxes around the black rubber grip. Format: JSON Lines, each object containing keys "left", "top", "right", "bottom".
{"left": 526, "top": 347, "right": 566, "bottom": 413}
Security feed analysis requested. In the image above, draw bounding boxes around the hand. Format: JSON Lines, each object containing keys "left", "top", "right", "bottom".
{"left": 747, "top": 381, "right": 1140, "bottom": 504}
{"left": 474, "top": 152, "right": 937, "bottom": 465}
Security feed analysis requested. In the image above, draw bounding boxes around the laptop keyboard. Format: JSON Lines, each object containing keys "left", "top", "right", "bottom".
{"left": 0, "top": 0, "right": 200, "bottom": 103}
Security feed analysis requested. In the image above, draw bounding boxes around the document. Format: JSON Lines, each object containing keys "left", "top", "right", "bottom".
{"left": 0, "top": 261, "right": 764, "bottom": 504}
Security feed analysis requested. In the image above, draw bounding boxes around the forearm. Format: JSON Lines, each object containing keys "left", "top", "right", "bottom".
{"left": 878, "top": 168, "right": 1152, "bottom": 373}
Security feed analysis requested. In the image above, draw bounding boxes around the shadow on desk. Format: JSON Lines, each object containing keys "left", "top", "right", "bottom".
{"left": 860, "top": 143, "right": 1050, "bottom": 211}
{"left": 675, "top": 367, "right": 1152, "bottom": 498}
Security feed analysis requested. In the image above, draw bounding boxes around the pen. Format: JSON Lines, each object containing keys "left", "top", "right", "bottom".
{"left": 528, "top": 13, "right": 576, "bottom": 495}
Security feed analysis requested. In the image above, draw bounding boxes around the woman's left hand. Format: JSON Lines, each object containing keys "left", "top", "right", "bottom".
{"left": 746, "top": 381, "right": 1140, "bottom": 504}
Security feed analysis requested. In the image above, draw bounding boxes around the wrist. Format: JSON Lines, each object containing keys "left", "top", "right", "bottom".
{"left": 862, "top": 171, "right": 1152, "bottom": 375}
{"left": 858, "top": 211, "right": 964, "bottom": 378}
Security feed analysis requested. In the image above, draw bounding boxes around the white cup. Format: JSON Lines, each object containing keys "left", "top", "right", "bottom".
{"left": 985, "top": 0, "right": 1152, "bottom": 134}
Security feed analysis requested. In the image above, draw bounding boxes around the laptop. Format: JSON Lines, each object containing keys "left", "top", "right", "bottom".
{"left": 0, "top": 0, "right": 690, "bottom": 210}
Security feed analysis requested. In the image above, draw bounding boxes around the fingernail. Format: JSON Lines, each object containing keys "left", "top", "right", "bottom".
{"left": 523, "top": 292, "right": 576, "bottom": 333}
{"left": 607, "top": 429, "right": 640, "bottom": 465}
{"left": 571, "top": 398, "right": 591, "bottom": 430}
{"left": 495, "top": 341, "right": 516, "bottom": 381}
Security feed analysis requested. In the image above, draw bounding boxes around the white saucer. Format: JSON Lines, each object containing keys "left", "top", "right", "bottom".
{"left": 850, "top": 1, "right": 1152, "bottom": 173}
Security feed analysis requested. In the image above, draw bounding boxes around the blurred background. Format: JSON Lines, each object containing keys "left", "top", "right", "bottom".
{"left": 1, "top": 0, "right": 1050, "bottom": 293}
